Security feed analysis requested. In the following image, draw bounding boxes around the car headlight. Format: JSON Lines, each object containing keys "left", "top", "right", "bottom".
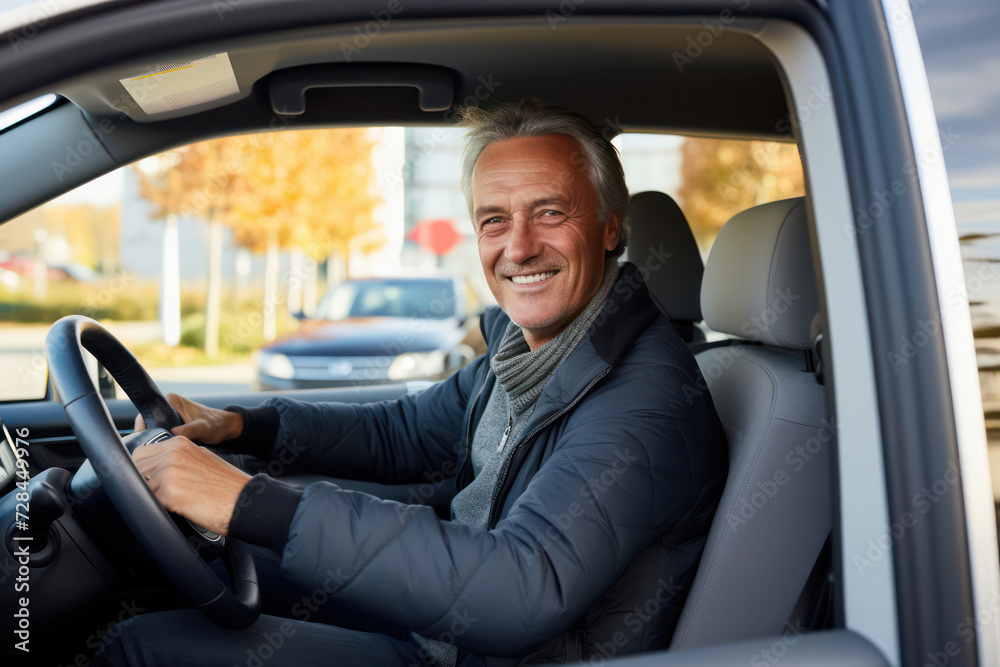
{"left": 387, "top": 351, "right": 446, "bottom": 380}
{"left": 259, "top": 351, "right": 295, "bottom": 379}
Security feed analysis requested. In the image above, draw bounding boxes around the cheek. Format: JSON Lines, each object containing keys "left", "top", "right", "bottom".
{"left": 557, "top": 228, "right": 600, "bottom": 264}
{"left": 478, "top": 241, "right": 501, "bottom": 275}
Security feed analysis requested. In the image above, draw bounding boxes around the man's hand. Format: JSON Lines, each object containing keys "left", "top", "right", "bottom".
{"left": 134, "top": 393, "right": 243, "bottom": 445}
{"left": 133, "top": 436, "right": 251, "bottom": 536}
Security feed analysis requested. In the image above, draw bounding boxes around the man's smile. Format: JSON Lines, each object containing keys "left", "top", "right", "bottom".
{"left": 508, "top": 271, "right": 558, "bottom": 285}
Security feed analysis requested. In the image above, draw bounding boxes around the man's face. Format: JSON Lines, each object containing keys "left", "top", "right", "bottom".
{"left": 472, "top": 135, "right": 619, "bottom": 349}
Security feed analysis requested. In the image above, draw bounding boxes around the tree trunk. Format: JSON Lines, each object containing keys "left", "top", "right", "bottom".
{"left": 326, "top": 254, "right": 345, "bottom": 288}
{"left": 235, "top": 248, "right": 252, "bottom": 306}
{"left": 287, "top": 247, "right": 304, "bottom": 316}
{"left": 302, "top": 255, "right": 318, "bottom": 317}
{"left": 160, "top": 214, "right": 181, "bottom": 346}
{"left": 204, "top": 215, "right": 223, "bottom": 358}
{"left": 263, "top": 232, "right": 280, "bottom": 342}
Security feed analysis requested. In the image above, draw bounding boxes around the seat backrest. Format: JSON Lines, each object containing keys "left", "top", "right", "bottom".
{"left": 625, "top": 191, "right": 705, "bottom": 342}
{"left": 669, "top": 197, "right": 833, "bottom": 649}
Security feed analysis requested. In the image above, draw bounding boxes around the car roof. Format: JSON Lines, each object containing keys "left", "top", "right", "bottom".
{"left": 2, "top": 3, "right": 792, "bottom": 138}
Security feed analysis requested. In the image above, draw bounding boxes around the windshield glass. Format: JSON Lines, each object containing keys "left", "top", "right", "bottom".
{"left": 0, "top": 94, "right": 57, "bottom": 132}
{"left": 0, "top": 126, "right": 802, "bottom": 399}
{"left": 319, "top": 280, "right": 457, "bottom": 320}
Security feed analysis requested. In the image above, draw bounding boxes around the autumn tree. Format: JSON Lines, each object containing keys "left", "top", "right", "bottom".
{"left": 136, "top": 128, "right": 383, "bottom": 350}
{"left": 135, "top": 139, "right": 243, "bottom": 355}
{"left": 677, "top": 138, "right": 805, "bottom": 246}
{"left": 226, "top": 128, "right": 383, "bottom": 337}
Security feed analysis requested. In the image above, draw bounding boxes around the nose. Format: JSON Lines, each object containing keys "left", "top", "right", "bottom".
{"left": 505, "top": 218, "right": 542, "bottom": 265}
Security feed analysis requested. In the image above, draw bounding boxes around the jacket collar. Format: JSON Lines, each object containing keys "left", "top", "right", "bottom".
{"left": 481, "top": 261, "right": 662, "bottom": 429}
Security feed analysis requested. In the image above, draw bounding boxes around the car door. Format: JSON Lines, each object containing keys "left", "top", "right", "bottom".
{"left": 818, "top": 2, "right": 998, "bottom": 666}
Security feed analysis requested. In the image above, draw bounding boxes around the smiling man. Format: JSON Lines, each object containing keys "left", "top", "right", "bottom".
{"left": 471, "top": 131, "right": 620, "bottom": 349}
{"left": 103, "top": 99, "right": 728, "bottom": 666}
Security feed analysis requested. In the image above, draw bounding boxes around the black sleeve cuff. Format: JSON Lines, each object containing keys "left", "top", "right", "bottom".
{"left": 222, "top": 405, "right": 280, "bottom": 460}
{"left": 228, "top": 473, "right": 303, "bottom": 554}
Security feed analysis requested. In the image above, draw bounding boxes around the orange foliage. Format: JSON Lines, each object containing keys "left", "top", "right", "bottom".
{"left": 134, "top": 128, "right": 383, "bottom": 260}
{"left": 677, "top": 138, "right": 805, "bottom": 246}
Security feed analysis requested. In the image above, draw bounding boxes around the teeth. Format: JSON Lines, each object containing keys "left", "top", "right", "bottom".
{"left": 511, "top": 272, "right": 556, "bottom": 284}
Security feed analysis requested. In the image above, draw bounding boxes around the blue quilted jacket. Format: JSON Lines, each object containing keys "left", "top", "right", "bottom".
{"left": 230, "top": 262, "right": 728, "bottom": 664}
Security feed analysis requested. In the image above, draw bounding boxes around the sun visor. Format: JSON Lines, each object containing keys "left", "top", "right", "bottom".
{"left": 119, "top": 53, "right": 239, "bottom": 116}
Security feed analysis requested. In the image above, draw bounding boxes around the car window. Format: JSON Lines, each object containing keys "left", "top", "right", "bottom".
{"left": 0, "top": 93, "right": 58, "bottom": 133}
{"left": 0, "top": 126, "right": 802, "bottom": 400}
{"left": 319, "top": 280, "right": 458, "bottom": 320}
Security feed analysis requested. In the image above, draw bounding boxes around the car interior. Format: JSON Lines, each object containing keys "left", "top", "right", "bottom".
{"left": 0, "top": 3, "right": 913, "bottom": 665}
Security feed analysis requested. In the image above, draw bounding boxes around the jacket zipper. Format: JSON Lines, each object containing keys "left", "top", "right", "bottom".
{"left": 487, "top": 367, "right": 611, "bottom": 529}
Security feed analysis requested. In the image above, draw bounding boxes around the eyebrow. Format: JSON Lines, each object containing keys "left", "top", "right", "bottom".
{"left": 474, "top": 197, "right": 567, "bottom": 223}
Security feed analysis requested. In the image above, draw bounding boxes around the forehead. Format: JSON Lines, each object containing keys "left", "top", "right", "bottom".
{"left": 472, "top": 135, "right": 589, "bottom": 195}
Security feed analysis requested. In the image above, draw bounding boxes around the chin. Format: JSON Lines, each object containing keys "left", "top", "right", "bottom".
{"left": 506, "top": 309, "right": 562, "bottom": 332}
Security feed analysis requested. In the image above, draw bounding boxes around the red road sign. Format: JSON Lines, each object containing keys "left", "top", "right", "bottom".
{"left": 408, "top": 218, "right": 462, "bottom": 256}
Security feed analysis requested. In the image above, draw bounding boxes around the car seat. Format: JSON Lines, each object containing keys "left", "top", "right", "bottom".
{"left": 669, "top": 197, "right": 833, "bottom": 648}
{"left": 625, "top": 191, "right": 706, "bottom": 343}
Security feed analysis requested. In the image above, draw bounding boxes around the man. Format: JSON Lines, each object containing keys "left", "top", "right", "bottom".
{"left": 101, "top": 98, "right": 728, "bottom": 666}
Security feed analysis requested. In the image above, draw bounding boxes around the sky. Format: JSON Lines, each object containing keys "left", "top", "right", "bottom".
{"left": 912, "top": 0, "right": 1000, "bottom": 221}
{"left": 911, "top": 0, "right": 1000, "bottom": 331}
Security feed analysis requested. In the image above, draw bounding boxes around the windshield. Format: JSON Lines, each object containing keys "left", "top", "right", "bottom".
{"left": 0, "top": 127, "right": 802, "bottom": 399}
{"left": 318, "top": 280, "right": 458, "bottom": 320}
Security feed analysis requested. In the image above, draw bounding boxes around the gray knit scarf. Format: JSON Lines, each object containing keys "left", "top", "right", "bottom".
{"left": 490, "top": 258, "right": 622, "bottom": 416}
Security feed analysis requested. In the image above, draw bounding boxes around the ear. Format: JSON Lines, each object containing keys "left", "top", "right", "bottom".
{"left": 603, "top": 214, "right": 620, "bottom": 253}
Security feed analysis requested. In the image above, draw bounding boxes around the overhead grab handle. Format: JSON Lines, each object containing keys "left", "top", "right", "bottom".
{"left": 269, "top": 63, "right": 455, "bottom": 115}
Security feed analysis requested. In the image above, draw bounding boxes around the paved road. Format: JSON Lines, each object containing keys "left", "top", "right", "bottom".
{"left": 0, "top": 322, "right": 253, "bottom": 401}
{"left": 143, "top": 363, "right": 255, "bottom": 397}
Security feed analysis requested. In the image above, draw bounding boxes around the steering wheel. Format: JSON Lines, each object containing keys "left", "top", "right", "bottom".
{"left": 45, "top": 315, "right": 260, "bottom": 630}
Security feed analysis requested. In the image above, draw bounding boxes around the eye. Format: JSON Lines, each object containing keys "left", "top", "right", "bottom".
{"left": 479, "top": 216, "right": 504, "bottom": 229}
{"left": 537, "top": 210, "right": 567, "bottom": 223}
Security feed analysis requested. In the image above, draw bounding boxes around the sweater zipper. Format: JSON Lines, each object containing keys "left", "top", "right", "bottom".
{"left": 487, "top": 368, "right": 611, "bottom": 529}
{"left": 496, "top": 411, "right": 512, "bottom": 453}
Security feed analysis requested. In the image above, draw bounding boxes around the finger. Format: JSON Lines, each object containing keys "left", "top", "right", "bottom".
{"left": 171, "top": 421, "right": 205, "bottom": 440}
{"left": 166, "top": 393, "right": 189, "bottom": 422}
{"left": 132, "top": 442, "right": 161, "bottom": 464}
{"left": 135, "top": 455, "right": 158, "bottom": 482}
{"left": 131, "top": 435, "right": 189, "bottom": 463}
{"left": 133, "top": 412, "right": 146, "bottom": 432}
{"left": 132, "top": 443, "right": 156, "bottom": 464}
{"left": 135, "top": 453, "right": 167, "bottom": 496}
{"left": 136, "top": 458, "right": 167, "bottom": 503}
{"left": 134, "top": 437, "right": 187, "bottom": 471}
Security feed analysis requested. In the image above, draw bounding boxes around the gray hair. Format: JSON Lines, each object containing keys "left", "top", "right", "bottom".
{"left": 457, "top": 98, "right": 630, "bottom": 260}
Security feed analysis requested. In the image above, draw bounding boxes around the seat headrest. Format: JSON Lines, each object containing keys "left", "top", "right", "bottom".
{"left": 625, "top": 191, "right": 703, "bottom": 323}
{"left": 701, "top": 197, "right": 818, "bottom": 350}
